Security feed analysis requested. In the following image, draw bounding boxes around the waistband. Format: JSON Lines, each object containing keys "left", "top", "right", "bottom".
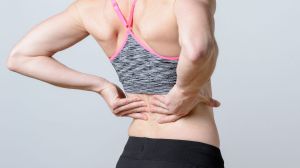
{"left": 120, "top": 136, "right": 224, "bottom": 167}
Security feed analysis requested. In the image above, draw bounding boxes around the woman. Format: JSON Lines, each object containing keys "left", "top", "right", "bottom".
{"left": 6, "top": 0, "right": 224, "bottom": 167}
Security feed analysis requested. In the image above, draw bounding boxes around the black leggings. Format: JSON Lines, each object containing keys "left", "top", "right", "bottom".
{"left": 116, "top": 136, "right": 224, "bottom": 168}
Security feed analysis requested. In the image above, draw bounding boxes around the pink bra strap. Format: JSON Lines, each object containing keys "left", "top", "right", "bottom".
{"left": 111, "top": 0, "right": 137, "bottom": 29}
{"left": 128, "top": 0, "right": 137, "bottom": 28}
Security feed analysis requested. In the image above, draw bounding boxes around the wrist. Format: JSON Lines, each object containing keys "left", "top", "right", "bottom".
{"left": 173, "top": 83, "right": 201, "bottom": 97}
{"left": 90, "top": 77, "right": 111, "bottom": 94}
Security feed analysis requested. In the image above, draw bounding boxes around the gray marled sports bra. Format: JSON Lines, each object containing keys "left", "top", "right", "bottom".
{"left": 109, "top": 0, "right": 179, "bottom": 95}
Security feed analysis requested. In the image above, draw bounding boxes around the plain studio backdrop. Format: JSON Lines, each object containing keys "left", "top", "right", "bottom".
{"left": 0, "top": 0, "right": 299, "bottom": 168}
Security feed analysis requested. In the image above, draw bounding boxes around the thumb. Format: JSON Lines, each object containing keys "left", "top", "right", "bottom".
{"left": 210, "top": 98, "right": 221, "bottom": 107}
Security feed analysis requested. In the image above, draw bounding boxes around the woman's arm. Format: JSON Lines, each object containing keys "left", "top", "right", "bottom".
{"left": 174, "top": 0, "right": 218, "bottom": 95}
{"left": 6, "top": 0, "right": 109, "bottom": 93}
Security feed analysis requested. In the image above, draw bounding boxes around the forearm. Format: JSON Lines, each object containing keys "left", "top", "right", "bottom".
{"left": 6, "top": 54, "right": 109, "bottom": 93}
{"left": 175, "top": 39, "right": 218, "bottom": 95}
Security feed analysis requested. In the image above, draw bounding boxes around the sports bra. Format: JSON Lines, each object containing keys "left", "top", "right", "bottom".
{"left": 109, "top": 0, "right": 179, "bottom": 95}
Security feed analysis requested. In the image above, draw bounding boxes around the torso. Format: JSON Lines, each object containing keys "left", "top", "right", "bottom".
{"left": 77, "top": 0, "right": 220, "bottom": 148}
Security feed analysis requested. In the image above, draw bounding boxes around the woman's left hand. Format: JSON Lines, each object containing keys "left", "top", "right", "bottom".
{"left": 149, "top": 84, "right": 221, "bottom": 124}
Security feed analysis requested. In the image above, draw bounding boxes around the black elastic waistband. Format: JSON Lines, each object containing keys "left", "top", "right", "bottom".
{"left": 120, "top": 136, "right": 224, "bottom": 167}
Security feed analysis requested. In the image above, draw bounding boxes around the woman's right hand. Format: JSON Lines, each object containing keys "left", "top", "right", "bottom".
{"left": 98, "top": 81, "right": 149, "bottom": 120}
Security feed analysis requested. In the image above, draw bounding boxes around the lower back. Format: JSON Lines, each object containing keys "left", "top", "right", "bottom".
{"left": 125, "top": 88, "right": 221, "bottom": 148}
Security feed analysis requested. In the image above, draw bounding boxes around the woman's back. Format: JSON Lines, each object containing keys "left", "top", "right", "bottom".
{"left": 73, "top": 0, "right": 220, "bottom": 148}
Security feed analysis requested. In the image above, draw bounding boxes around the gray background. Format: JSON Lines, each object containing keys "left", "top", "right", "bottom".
{"left": 1, "top": 0, "right": 299, "bottom": 168}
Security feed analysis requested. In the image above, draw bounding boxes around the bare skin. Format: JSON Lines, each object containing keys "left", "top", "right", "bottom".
{"left": 6, "top": 0, "right": 221, "bottom": 147}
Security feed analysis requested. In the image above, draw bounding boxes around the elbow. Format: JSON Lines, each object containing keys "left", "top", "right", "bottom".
{"left": 6, "top": 49, "right": 26, "bottom": 72}
{"left": 181, "top": 38, "right": 217, "bottom": 62}
{"left": 6, "top": 50, "right": 18, "bottom": 71}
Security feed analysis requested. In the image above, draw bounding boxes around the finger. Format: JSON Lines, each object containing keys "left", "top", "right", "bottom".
{"left": 118, "top": 106, "right": 148, "bottom": 116}
{"left": 112, "top": 97, "right": 143, "bottom": 110}
{"left": 207, "top": 98, "right": 221, "bottom": 107}
{"left": 149, "top": 105, "right": 172, "bottom": 115}
{"left": 123, "top": 112, "right": 148, "bottom": 120}
{"left": 152, "top": 95, "right": 168, "bottom": 105}
{"left": 197, "top": 94, "right": 212, "bottom": 106}
{"left": 212, "top": 98, "right": 221, "bottom": 107}
{"left": 150, "top": 97, "right": 168, "bottom": 110}
{"left": 113, "top": 100, "right": 146, "bottom": 115}
{"left": 157, "top": 114, "right": 182, "bottom": 124}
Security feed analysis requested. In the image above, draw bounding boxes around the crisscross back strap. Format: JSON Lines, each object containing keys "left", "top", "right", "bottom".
{"left": 111, "top": 0, "right": 137, "bottom": 29}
